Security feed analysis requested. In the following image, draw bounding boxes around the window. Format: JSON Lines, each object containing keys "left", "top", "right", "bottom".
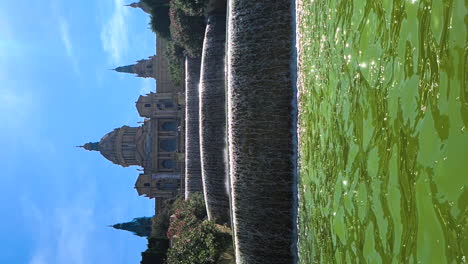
{"left": 162, "top": 160, "right": 174, "bottom": 169}
{"left": 161, "top": 183, "right": 177, "bottom": 190}
{"left": 161, "top": 121, "right": 177, "bottom": 131}
{"left": 144, "top": 103, "right": 151, "bottom": 108}
{"left": 159, "top": 99, "right": 174, "bottom": 109}
{"left": 160, "top": 139, "right": 177, "bottom": 152}
{"left": 143, "top": 183, "right": 150, "bottom": 187}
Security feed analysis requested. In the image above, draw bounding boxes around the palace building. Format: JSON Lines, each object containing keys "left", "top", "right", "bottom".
{"left": 81, "top": 6, "right": 185, "bottom": 213}
{"left": 101, "top": 38, "right": 185, "bottom": 201}
{"left": 80, "top": 91, "right": 185, "bottom": 201}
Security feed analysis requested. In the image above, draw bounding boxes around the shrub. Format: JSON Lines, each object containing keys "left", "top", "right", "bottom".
{"left": 151, "top": 210, "right": 170, "bottom": 238}
{"left": 171, "top": 0, "right": 209, "bottom": 16}
{"left": 165, "top": 193, "right": 234, "bottom": 264}
{"left": 167, "top": 193, "right": 207, "bottom": 238}
{"left": 169, "top": 192, "right": 207, "bottom": 220}
{"left": 142, "top": 0, "right": 169, "bottom": 5}
{"left": 142, "top": 0, "right": 171, "bottom": 39}
{"left": 141, "top": 237, "right": 170, "bottom": 264}
{"left": 167, "top": 220, "right": 220, "bottom": 264}
{"left": 169, "top": 2, "right": 206, "bottom": 58}
{"left": 149, "top": 7, "right": 171, "bottom": 39}
{"left": 165, "top": 41, "right": 185, "bottom": 85}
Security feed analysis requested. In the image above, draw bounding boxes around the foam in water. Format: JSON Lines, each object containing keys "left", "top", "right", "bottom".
{"left": 227, "top": 0, "right": 296, "bottom": 263}
{"left": 199, "top": 14, "right": 230, "bottom": 225}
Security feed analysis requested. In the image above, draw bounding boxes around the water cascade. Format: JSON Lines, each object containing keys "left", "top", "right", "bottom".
{"left": 227, "top": 0, "right": 297, "bottom": 263}
{"left": 199, "top": 14, "right": 230, "bottom": 225}
{"left": 184, "top": 57, "right": 203, "bottom": 199}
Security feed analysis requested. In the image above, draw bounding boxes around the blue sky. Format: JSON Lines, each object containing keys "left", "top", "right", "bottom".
{"left": 0, "top": 0, "right": 159, "bottom": 263}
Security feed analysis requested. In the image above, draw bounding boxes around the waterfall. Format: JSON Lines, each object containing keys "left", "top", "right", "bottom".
{"left": 184, "top": 57, "right": 203, "bottom": 199}
{"left": 199, "top": 14, "right": 230, "bottom": 225}
{"left": 227, "top": 0, "right": 297, "bottom": 263}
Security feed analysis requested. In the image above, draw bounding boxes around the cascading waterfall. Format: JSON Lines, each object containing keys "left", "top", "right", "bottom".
{"left": 184, "top": 57, "right": 203, "bottom": 199}
{"left": 227, "top": 0, "right": 297, "bottom": 263}
{"left": 199, "top": 14, "right": 230, "bottom": 225}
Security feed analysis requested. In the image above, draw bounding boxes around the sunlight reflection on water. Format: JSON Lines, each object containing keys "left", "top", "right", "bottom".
{"left": 298, "top": 0, "right": 467, "bottom": 263}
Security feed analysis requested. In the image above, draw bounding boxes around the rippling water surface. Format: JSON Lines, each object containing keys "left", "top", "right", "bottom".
{"left": 297, "top": 0, "right": 467, "bottom": 263}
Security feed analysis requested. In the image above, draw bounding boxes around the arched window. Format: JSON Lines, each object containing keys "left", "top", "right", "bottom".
{"left": 160, "top": 139, "right": 177, "bottom": 152}
{"left": 161, "top": 121, "right": 177, "bottom": 131}
{"left": 144, "top": 103, "right": 151, "bottom": 107}
{"left": 159, "top": 99, "right": 174, "bottom": 109}
{"left": 161, "top": 183, "right": 177, "bottom": 190}
{"left": 162, "top": 160, "right": 174, "bottom": 169}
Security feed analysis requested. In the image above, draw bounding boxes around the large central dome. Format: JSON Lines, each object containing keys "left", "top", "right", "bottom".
{"left": 99, "top": 128, "right": 121, "bottom": 165}
{"left": 80, "top": 125, "right": 144, "bottom": 167}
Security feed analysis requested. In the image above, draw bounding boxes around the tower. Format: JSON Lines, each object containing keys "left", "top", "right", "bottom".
{"left": 113, "top": 58, "right": 154, "bottom": 78}
{"left": 135, "top": 92, "right": 181, "bottom": 118}
{"left": 135, "top": 173, "right": 181, "bottom": 199}
{"left": 125, "top": 1, "right": 152, "bottom": 14}
{"left": 111, "top": 217, "right": 152, "bottom": 237}
{"left": 113, "top": 65, "right": 135, "bottom": 74}
{"left": 112, "top": 37, "right": 184, "bottom": 93}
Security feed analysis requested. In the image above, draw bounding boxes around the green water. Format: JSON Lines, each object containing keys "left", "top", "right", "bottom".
{"left": 298, "top": 0, "right": 467, "bottom": 263}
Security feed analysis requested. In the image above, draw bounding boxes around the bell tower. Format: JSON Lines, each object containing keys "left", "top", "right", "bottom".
{"left": 114, "top": 58, "right": 154, "bottom": 78}
{"left": 125, "top": 1, "right": 152, "bottom": 14}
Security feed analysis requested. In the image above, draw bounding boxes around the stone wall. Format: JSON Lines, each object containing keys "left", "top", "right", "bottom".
{"left": 154, "top": 38, "right": 184, "bottom": 93}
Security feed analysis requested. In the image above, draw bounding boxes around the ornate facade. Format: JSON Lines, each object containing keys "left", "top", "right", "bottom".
{"left": 80, "top": 92, "right": 185, "bottom": 200}
{"left": 84, "top": 6, "right": 185, "bottom": 205}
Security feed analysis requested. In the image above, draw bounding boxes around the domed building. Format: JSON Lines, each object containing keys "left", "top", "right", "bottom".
{"left": 80, "top": 92, "right": 185, "bottom": 201}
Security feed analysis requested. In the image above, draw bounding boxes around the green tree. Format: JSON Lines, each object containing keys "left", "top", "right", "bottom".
{"left": 141, "top": 237, "right": 170, "bottom": 264}
{"left": 171, "top": 0, "right": 209, "bottom": 16}
{"left": 169, "top": 2, "right": 206, "bottom": 58}
{"left": 165, "top": 41, "right": 185, "bottom": 85}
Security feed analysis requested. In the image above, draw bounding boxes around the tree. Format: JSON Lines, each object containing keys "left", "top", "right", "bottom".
{"left": 169, "top": 2, "right": 206, "bottom": 58}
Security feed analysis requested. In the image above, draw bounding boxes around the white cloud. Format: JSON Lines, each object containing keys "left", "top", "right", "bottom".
{"left": 45, "top": 0, "right": 79, "bottom": 75}
{"left": 101, "top": 0, "right": 129, "bottom": 64}
{"left": 59, "top": 19, "right": 73, "bottom": 58}
{"left": 0, "top": 87, "right": 36, "bottom": 131}
{"left": 29, "top": 254, "right": 48, "bottom": 264}
{"left": 0, "top": 10, "right": 22, "bottom": 61}
{"left": 139, "top": 78, "right": 155, "bottom": 95}
{"left": 55, "top": 207, "right": 95, "bottom": 264}
{"left": 58, "top": 17, "right": 79, "bottom": 74}
{"left": 22, "top": 189, "right": 97, "bottom": 264}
